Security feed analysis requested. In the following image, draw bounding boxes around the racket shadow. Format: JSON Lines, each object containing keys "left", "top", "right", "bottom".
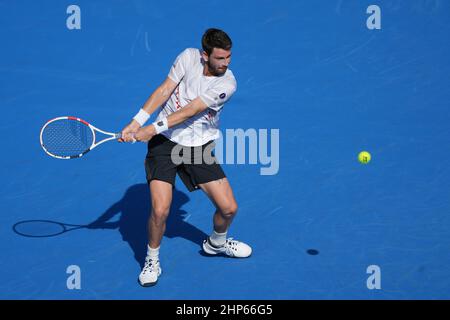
{"left": 12, "top": 220, "right": 87, "bottom": 238}
{"left": 87, "top": 183, "right": 207, "bottom": 268}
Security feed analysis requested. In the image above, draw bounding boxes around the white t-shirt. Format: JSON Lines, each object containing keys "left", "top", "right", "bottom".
{"left": 155, "top": 48, "right": 237, "bottom": 147}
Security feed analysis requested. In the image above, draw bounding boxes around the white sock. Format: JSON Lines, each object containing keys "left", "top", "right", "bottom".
{"left": 209, "top": 230, "right": 227, "bottom": 247}
{"left": 147, "top": 245, "right": 160, "bottom": 261}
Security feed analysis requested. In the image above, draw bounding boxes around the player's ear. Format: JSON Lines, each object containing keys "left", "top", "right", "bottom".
{"left": 201, "top": 50, "right": 209, "bottom": 62}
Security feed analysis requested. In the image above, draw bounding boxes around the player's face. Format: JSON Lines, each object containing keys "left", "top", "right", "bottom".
{"left": 205, "top": 48, "right": 232, "bottom": 76}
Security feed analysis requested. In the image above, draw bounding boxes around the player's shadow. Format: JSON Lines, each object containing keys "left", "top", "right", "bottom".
{"left": 87, "top": 183, "right": 207, "bottom": 267}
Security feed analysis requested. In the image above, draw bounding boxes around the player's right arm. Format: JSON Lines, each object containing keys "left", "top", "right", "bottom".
{"left": 119, "top": 77, "right": 178, "bottom": 142}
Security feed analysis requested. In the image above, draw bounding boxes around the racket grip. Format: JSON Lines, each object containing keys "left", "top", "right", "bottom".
{"left": 115, "top": 132, "right": 136, "bottom": 143}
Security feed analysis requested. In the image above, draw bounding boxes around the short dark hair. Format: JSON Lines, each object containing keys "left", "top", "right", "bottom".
{"left": 202, "top": 28, "right": 232, "bottom": 56}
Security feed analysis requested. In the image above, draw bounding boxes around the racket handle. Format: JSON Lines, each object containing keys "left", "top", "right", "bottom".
{"left": 115, "top": 132, "right": 136, "bottom": 143}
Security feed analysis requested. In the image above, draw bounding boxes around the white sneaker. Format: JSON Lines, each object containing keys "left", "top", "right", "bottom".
{"left": 138, "top": 258, "right": 162, "bottom": 287}
{"left": 203, "top": 237, "right": 252, "bottom": 258}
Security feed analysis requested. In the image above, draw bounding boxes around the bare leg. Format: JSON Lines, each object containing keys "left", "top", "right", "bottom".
{"left": 199, "top": 178, "right": 252, "bottom": 258}
{"left": 148, "top": 180, "right": 173, "bottom": 248}
{"left": 198, "top": 178, "right": 238, "bottom": 233}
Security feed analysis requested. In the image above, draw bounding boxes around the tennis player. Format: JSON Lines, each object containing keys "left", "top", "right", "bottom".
{"left": 119, "top": 28, "right": 252, "bottom": 287}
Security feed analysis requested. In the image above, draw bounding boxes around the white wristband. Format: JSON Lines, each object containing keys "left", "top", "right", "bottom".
{"left": 133, "top": 108, "right": 150, "bottom": 126}
{"left": 152, "top": 118, "right": 169, "bottom": 134}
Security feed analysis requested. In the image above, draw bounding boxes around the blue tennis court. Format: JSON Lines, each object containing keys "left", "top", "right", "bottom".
{"left": 1, "top": 0, "right": 449, "bottom": 299}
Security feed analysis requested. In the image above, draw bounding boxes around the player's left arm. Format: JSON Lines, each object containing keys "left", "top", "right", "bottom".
{"left": 134, "top": 79, "right": 236, "bottom": 142}
{"left": 166, "top": 97, "right": 209, "bottom": 127}
{"left": 134, "top": 98, "right": 208, "bottom": 141}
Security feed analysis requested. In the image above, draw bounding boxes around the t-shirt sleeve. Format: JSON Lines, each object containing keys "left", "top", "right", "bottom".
{"left": 199, "top": 78, "right": 237, "bottom": 112}
{"left": 168, "top": 49, "right": 191, "bottom": 83}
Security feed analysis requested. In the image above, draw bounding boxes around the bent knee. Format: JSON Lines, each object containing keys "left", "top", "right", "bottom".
{"left": 152, "top": 204, "right": 170, "bottom": 220}
{"left": 220, "top": 201, "right": 238, "bottom": 218}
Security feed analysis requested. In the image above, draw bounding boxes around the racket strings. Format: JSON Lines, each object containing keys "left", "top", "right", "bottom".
{"left": 42, "top": 120, "right": 94, "bottom": 157}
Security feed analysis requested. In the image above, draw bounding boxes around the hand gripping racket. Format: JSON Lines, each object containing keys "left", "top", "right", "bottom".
{"left": 40, "top": 116, "right": 123, "bottom": 159}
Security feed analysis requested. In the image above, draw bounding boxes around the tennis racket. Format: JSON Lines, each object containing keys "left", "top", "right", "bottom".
{"left": 40, "top": 116, "right": 124, "bottom": 159}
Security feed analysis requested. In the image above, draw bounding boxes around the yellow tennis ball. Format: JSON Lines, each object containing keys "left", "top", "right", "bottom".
{"left": 358, "top": 151, "right": 371, "bottom": 164}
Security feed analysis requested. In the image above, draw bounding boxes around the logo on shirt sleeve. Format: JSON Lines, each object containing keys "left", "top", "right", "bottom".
{"left": 219, "top": 93, "right": 226, "bottom": 99}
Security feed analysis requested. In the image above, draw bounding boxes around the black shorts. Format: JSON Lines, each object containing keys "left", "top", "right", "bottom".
{"left": 144, "top": 134, "right": 226, "bottom": 192}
